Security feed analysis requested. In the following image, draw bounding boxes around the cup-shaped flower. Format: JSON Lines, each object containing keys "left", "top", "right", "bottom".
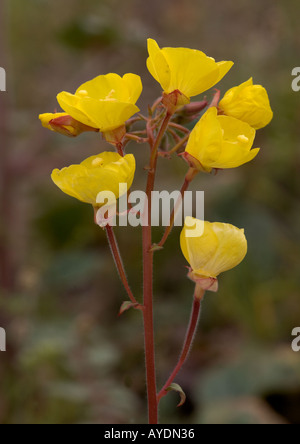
{"left": 56, "top": 73, "right": 143, "bottom": 133}
{"left": 51, "top": 152, "right": 135, "bottom": 206}
{"left": 219, "top": 78, "right": 273, "bottom": 129}
{"left": 147, "top": 38, "right": 233, "bottom": 106}
{"left": 184, "top": 107, "right": 260, "bottom": 172}
{"left": 180, "top": 217, "right": 247, "bottom": 292}
{"left": 39, "top": 112, "right": 98, "bottom": 137}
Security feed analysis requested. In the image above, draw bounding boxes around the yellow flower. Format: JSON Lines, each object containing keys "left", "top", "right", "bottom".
{"left": 180, "top": 217, "right": 247, "bottom": 291}
{"left": 219, "top": 78, "right": 273, "bottom": 129}
{"left": 56, "top": 73, "right": 143, "bottom": 133}
{"left": 39, "top": 112, "right": 98, "bottom": 137}
{"left": 184, "top": 107, "right": 260, "bottom": 172}
{"left": 147, "top": 38, "right": 233, "bottom": 105}
{"left": 51, "top": 152, "right": 136, "bottom": 206}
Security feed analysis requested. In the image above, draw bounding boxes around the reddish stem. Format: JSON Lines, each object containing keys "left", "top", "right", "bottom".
{"left": 105, "top": 225, "right": 141, "bottom": 308}
{"left": 157, "top": 286, "right": 205, "bottom": 403}
{"left": 142, "top": 224, "right": 157, "bottom": 423}
{"left": 157, "top": 167, "right": 198, "bottom": 249}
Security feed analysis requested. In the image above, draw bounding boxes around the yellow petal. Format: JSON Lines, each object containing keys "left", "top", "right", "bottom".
{"left": 76, "top": 73, "right": 142, "bottom": 104}
{"left": 57, "top": 92, "right": 98, "bottom": 128}
{"left": 122, "top": 73, "right": 143, "bottom": 104}
{"left": 146, "top": 39, "right": 171, "bottom": 92}
{"left": 77, "top": 98, "right": 140, "bottom": 132}
{"left": 180, "top": 218, "right": 219, "bottom": 276}
{"left": 204, "top": 222, "right": 248, "bottom": 276}
{"left": 186, "top": 107, "right": 223, "bottom": 167}
{"left": 161, "top": 47, "right": 220, "bottom": 96}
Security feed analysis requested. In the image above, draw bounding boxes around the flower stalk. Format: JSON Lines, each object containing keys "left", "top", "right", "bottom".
{"left": 157, "top": 285, "right": 205, "bottom": 403}
{"left": 105, "top": 225, "right": 141, "bottom": 309}
{"left": 39, "top": 37, "right": 273, "bottom": 424}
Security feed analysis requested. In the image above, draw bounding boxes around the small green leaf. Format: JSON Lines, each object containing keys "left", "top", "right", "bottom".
{"left": 119, "top": 301, "right": 141, "bottom": 316}
{"left": 149, "top": 244, "right": 164, "bottom": 252}
{"left": 166, "top": 383, "right": 186, "bottom": 407}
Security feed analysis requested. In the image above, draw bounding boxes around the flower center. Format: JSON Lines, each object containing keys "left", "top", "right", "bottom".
{"left": 105, "top": 89, "right": 116, "bottom": 100}
{"left": 92, "top": 157, "right": 104, "bottom": 168}
{"left": 237, "top": 135, "right": 249, "bottom": 144}
{"left": 77, "top": 90, "right": 89, "bottom": 97}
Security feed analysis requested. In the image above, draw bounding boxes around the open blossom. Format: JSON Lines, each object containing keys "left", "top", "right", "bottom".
{"left": 51, "top": 152, "right": 136, "bottom": 206}
{"left": 219, "top": 78, "right": 273, "bottom": 129}
{"left": 46, "top": 73, "right": 143, "bottom": 134}
{"left": 147, "top": 38, "right": 233, "bottom": 106}
{"left": 180, "top": 217, "right": 247, "bottom": 291}
{"left": 184, "top": 107, "right": 260, "bottom": 172}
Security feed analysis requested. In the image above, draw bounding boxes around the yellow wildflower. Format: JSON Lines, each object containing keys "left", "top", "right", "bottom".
{"left": 55, "top": 73, "right": 142, "bottom": 133}
{"left": 51, "top": 152, "right": 135, "bottom": 206}
{"left": 147, "top": 38, "right": 233, "bottom": 106}
{"left": 184, "top": 107, "right": 260, "bottom": 172}
{"left": 219, "top": 78, "right": 273, "bottom": 129}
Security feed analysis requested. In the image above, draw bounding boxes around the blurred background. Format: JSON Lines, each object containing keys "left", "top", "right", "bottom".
{"left": 0, "top": 0, "right": 300, "bottom": 424}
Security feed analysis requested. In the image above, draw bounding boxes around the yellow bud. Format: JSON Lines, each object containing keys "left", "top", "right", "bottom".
{"left": 39, "top": 112, "right": 98, "bottom": 137}
{"left": 219, "top": 78, "right": 273, "bottom": 129}
{"left": 180, "top": 217, "right": 247, "bottom": 291}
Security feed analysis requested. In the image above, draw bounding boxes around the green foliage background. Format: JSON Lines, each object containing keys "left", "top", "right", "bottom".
{"left": 0, "top": 0, "right": 300, "bottom": 424}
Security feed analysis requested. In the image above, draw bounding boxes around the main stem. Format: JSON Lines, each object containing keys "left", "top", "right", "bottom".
{"left": 157, "top": 285, "right": 205, "bottom": 402}
{"left": 143, "top": 111, "right": 173, "bottom": 424}
{"left": 142, "top": 224, "right": 157, "bottom": 423}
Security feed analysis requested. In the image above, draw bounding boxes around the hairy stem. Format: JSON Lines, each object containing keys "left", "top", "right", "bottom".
{"left": 157, "top": 285, "right": 205, "bottom": 402}
{"left": 156, "top": 167, "right": 198, "bottom": 248}
{"left": 105, "top": 225, "right": 140, "bottom": 307}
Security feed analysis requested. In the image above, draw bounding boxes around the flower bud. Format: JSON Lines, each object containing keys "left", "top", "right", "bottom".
{"left": 219, "top": 78, "right": 273, "bottom": 129}
{"left": 39, "top": 113, "right": 98, "bottom": 137}
{"left": 180, "top": 217, "right": 248, "bottom": 292}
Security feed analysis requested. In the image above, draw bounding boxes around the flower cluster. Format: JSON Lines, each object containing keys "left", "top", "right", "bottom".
{"left": 40, "top": 38, "right": 273, "bottom": 291}
{"left": 40, "top": 38, "right": 273, "bottom": 423}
